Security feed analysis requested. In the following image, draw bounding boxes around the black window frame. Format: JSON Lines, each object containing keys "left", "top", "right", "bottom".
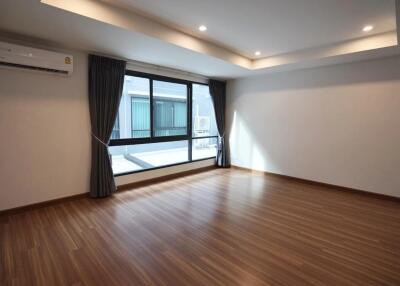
{"left": 110, "top": 70, "right": 218, "bottom": 176}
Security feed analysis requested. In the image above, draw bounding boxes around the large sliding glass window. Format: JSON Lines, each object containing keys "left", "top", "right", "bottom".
{"left": 109, "top": 71, "right": 217, "bottom": 176}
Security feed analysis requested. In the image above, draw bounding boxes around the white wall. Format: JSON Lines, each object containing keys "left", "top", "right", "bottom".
{"left": 227, "top": 56, "right": 400, "bottom": 198}
{"left": 0, "top": 51, "right": 91, "bottom": 210}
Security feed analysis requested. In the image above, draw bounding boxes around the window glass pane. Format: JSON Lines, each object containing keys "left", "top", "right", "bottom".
{"left": 111, "top": 112, "right": 120, "bottom": 140}
{"left": 192, "top": 137, "right": 217, "bottom": 160}
{"left": 113, "top": 76, "right": 150, "bottom": 139}
{"left": 131, "top": 96, "right": 150, "bottom": 138}
{"left": 153, "top": 80, "right": 187, "bottom": 137}
{"left": 192, "top": 84, "right": 218, "bottom": 138}
{"left": 109, "top": 141, "right": 189, "bottom": 174}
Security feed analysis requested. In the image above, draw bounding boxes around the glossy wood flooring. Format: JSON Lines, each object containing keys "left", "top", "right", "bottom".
{"left": 1, "top": 168, "right": 400, "bottom": 286}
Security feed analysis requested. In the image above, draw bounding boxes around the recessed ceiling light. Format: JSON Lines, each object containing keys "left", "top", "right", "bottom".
{"left": 363, "top": 25, "right": 373, "bottom": 32}
{"left": 199, "top": 25, "right": 207, "bottom": 32}
{"left": 254, "top": 51, "right": 261, "bottom": 56}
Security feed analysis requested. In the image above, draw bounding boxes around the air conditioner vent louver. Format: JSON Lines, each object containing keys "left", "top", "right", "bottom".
{"left": 0, "top": 61, "right": 69, "bottom": 74}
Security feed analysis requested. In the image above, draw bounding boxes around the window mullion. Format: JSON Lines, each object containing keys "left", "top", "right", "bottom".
{"left": 150, "top": 78, "right": 154, "bottom": 139}
{"left": 188, "top": 83, "right": 193, "bottom": 161}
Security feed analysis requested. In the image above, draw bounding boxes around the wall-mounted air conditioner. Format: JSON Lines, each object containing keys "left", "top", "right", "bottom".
{"left": 0, "top": 41, "right": 73, "bottom": 75}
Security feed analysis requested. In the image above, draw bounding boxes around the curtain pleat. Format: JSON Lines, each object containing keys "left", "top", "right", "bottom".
{"left": 209, "top": 80, "right": 230, "bottom": 167}
{"left": 88, "top": 55, "right": 126, "bottom": 197}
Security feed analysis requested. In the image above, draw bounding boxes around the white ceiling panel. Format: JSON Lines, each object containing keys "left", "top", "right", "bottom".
{"left": 103, "top": 0, "right": 396, "bottom": 58}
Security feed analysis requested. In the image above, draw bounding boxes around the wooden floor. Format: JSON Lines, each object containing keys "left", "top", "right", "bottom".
{"left": 1, "top": 168, "right": 400, "bottom": 286}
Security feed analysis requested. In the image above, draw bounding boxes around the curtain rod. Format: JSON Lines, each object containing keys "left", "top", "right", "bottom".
{"left": 126, "top": 60, "right": 209, "bottom": 81}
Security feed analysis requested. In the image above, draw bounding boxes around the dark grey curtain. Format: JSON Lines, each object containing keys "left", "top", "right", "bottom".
{"left": 209, "top": 79, "right": 230, "bottom": 167}
{"left": 88, "top": 55, "right": 126, "bottom": 197}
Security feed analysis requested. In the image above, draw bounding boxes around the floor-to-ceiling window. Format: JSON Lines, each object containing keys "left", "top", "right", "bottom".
{"left": 109, "top": 71, "right": 218, "bottom": 175}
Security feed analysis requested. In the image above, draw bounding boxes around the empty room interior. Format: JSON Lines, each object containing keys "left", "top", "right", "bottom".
{"left": 1, "top": 0, "right": 400, "bottom": 285}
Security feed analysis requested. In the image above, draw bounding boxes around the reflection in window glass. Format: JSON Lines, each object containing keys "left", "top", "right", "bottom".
{"left": 192, "top": 84, "right": 218, "bottom": 138}
{"left": 109, "top": 141, "right": 188, "bottom": 174}
{"left": 113, "top": 76, "right": 150, "bottom": 139}
{"left": 153, "top": 80, "right": 187, "bottom": 137}
{"left": 192, "top": 137, "right": 218, "bottom": 160}
{"left": 131, "top": 96, "right": 150, "bottom": 138}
